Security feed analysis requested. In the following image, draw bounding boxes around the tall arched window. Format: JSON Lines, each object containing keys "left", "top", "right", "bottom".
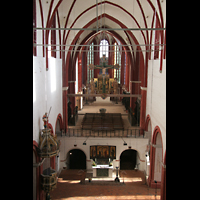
{"left": 100, "top": 39, "right": 109, "bottom": 58}
{"left": 114, "top": 42, "right": 121, "bottom": 83}
{"left": 87, "top": 42, "right": 94, "bottom": 83}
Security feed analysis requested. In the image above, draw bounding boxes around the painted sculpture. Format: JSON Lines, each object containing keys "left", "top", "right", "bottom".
{"left": 42, "top": 112, "right": 48, "bottom": 129}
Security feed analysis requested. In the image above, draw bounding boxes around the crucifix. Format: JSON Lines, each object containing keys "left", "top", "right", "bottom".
{"left": 88, "top": 54, "right": 120, "bottom": 94}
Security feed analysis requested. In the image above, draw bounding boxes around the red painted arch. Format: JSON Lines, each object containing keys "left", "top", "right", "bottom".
{"left": 62, "top": 13, "right": 145, "bottom": 130}
{"left": 148, "top": 125, "right": 163, "bottom": 188}
{"left": 145, "top": 114, "right": 152, "bottom": 132}
{"left": 45, "top": 0, "right": 64, "bottom": 70}
{"left": 55, "top": 113, "right": 63, "bottom": 132}
{"left": 43, "top": 0, "right": 164, "bottom": 80}
{"left": 38, "top": 0, "right": 45, "bottom": 57}
{"left": 152, "top": 126, "right": 163, "bottom": 147}
{"left": 37, "top": 0, "right": 164, "bottom": 73}
{"left": 62, "top": 0, "right": 77, "bottom": 43}
{"left": 33, "top": 140, "right": 43, "bottom": 200}
{"left": 147, "top": 0, "right": 164, "bottom": 72}
{"left": 156, "top": 0, "right": 164, "bottom": 28}
{"left": 156, "top": 0, "right": 164, "bottom": 72}
{"left": 72, "top": 29, "right": 134, "bottom": 70}
{"left": 71, "top": 30, "right": 118, "bottom": 85}
{"left": 65, "top": 15, "right": 142, "bottom": 90}
{"left": 65, "top": 13, "right": 144, "bottom": 81}
{"left": 163, "top": 26, "right": 166, "bottom": 59}
{"left": 63, "top": 0, "right": 147, "bottom": 48}
{"left": 45, "top": 0, "right": 55, "bottom": 64}
{"left": 62, "top": 0, "right": 165, "bottom": 57}
{"left": 136, "top": 0, "right": 149, "bottom": 45}
{"left": 33, "top": 0, "right": 37, "bottom": 56}
{"left": 161, "top": 150, "right": 166, "bottom": 200}
{"left": 56, "top": 10, "right": 62, "bottom": 59}
{"left": 71, "top": 29, "right": 135, "bottom": 88}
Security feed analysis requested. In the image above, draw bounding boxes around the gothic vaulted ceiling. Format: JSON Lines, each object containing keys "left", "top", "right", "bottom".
{"left": 35, "top": 0, "right": 166, "bottom": 62}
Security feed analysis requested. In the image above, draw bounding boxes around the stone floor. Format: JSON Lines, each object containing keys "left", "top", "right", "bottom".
{"left": 49, "top": 169, "right": 160, "bottom": 200}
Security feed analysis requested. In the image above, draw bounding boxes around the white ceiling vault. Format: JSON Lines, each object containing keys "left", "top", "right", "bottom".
{"left": 35, "top": 0, "right": 166, "bottom": 69}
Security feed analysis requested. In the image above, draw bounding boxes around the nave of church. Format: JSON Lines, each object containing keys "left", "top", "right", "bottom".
{"left": 33, "top": 1, "right": 166, "bottom": 199}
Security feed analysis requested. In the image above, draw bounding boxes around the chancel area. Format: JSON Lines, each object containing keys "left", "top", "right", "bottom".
{"left": 90, "top": 145, "right": 116, "bottom": 178}
{"left": 33, "top": 1, "right": 166, "bottom": 200}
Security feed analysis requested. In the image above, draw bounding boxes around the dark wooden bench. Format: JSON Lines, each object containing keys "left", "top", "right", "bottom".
{"left": 81, "top": 113, "right": 124, "bottom": 131}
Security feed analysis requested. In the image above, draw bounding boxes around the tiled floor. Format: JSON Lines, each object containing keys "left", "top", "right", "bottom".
{"left": 49, "top": 169, "right": 160, "bottom": 200}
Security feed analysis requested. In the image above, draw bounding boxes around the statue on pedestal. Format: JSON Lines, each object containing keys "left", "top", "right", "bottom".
{"left": 42, "top": 112, "right": 48, "bottom": 129}
{"left": 42, "top": 107, "right": 52, "bottom": 129}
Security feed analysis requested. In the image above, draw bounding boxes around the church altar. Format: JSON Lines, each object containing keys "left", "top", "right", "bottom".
{"left": 92, "top": 165, "right": 113, "bottom": 177}
{"left": 94, "top": 75, "right": 115, "bottom": 94}
{"left": 89, "top": 54, "right": 119, "bottom": 95}
{"left": 90, "top": 146, "right": 116, "bottom": 177}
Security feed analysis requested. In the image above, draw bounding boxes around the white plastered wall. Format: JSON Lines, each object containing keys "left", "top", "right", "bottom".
{"left": 58, "top": 137, "right": 149, "bottom": 172}
{"left": 33, "top": 56, "right": 63, "bottom": 144}
{"left": 146, "top": 58, "right": 166, "bottom": 159}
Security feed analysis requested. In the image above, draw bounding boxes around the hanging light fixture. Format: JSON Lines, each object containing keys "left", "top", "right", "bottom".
{"left": 121, "top": 137, "right": 127, "bottom": 145}
{"left": 83, "top": 137, "right": 89, "bottom": 145}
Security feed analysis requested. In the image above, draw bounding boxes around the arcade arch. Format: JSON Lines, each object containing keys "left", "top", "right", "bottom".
{"left": 154, "top": 132, "right": 162, "bottom": 182}
{"left": 66, "top": 149, "right": 86, "bottom": 169}
{"left": 120, "top": 149, "right": 138, "bottom": 170}
{"left": 148, "top": 126, "right": 163, "bottom": 188}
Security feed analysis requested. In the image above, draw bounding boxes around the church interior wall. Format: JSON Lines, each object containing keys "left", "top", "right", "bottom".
{"left": 58, "top": 137, "right": 149, "bottom": 172}
{"left": 33, "top": 56, "right": 63, "bottom": 143}
{"left": 33, "top": 1, "right": 166, "bottom": 198}
{"left": 146, "top": 58, "right": 166, "bottom": 158}
{"left": 154, "top": 134, "right": 162, "bottom": 182}
{"left": 33, "top": 151, "right": 37, "bottom": 200}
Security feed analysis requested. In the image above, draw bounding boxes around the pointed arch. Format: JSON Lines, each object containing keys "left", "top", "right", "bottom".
{"left": 33, "top": 140, "right": 43, "bottom": 200}
{"left": 120, "top": 149, "right": 137, "bottom": 170}
{"left": 148, "top": 126, "right": 163, "bottom": 188}
{"left": 161, "top": 150, "right": 166, "bottom": 200}
{"left": 152, "top": 126, "right": 163, "bottom": 147}
{"left": 55, "top": 113, "right": 63, "bottom": 131}
{"left": 63, "top": 13, "right": 145, "bottom": 131}
{"left": 145, "top": 114, "right": 152, "bottom": 132}
{"left": 67, "top": 148, "right": 87, "bottom": 169}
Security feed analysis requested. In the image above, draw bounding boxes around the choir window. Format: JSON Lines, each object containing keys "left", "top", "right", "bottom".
{"left": 100, "top": 39, "right": 109, "bottom": 58}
